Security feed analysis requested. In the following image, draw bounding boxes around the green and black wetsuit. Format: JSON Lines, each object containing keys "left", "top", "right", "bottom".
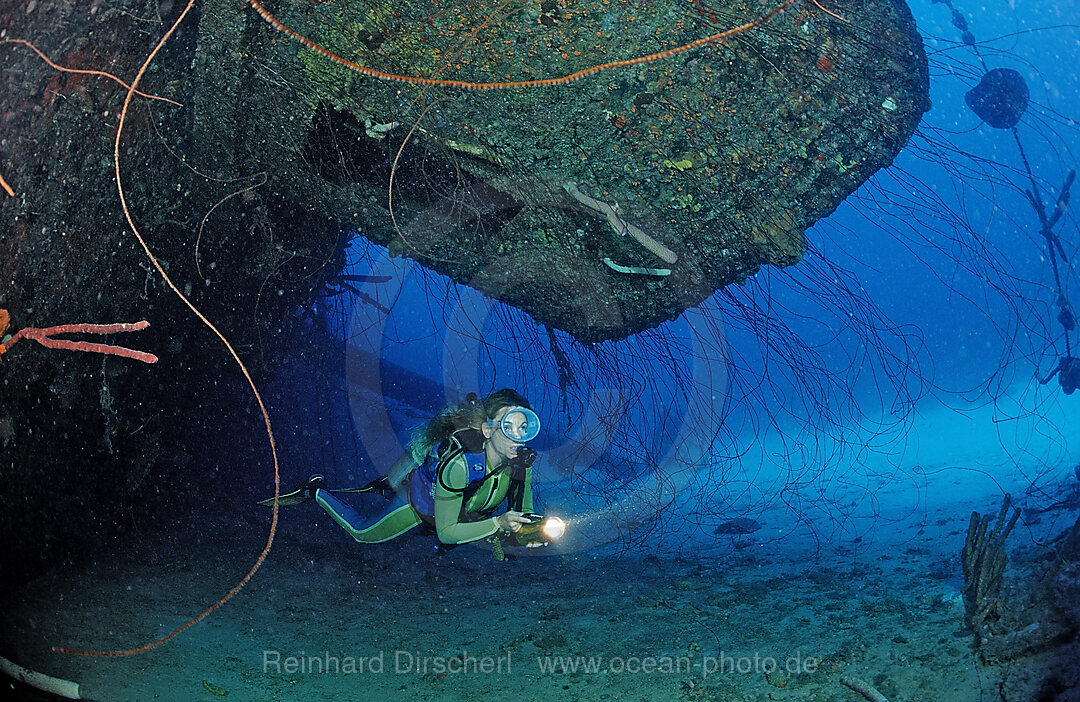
{"left": 314, "top": 430, "right": 532, "bottom": 545}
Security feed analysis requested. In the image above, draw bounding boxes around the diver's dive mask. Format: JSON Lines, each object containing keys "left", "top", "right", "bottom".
{"left": 490, "top": 406, "right": 540, "bottom": 443}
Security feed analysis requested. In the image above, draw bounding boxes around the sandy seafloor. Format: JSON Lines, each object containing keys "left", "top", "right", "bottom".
{"left": 2, "top": 393, "right": 1080, "bottom": 702}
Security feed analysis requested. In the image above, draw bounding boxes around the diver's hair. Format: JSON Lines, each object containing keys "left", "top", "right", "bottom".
{"left": 480, "top": 388, "right": 532, "bottom": 419}
{"left": 407, "top": 388, "right": 532, "bottom": 462}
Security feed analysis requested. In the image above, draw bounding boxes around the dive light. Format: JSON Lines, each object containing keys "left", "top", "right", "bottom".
{"left": 509, "top": 513, "right": 566, "bottom": 547}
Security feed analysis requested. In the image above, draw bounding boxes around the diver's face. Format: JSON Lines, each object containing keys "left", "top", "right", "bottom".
{"left": 484, "top": 406, "right": 523, "bottom": 462}
{"left": 500, "top": 410, "right": 531, "bottom": 442}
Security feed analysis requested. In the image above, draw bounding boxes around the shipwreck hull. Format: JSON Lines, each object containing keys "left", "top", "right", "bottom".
{"left": 0, "top": 0, "right": 928, "bottom": 585}
{"left": 196, "top": 0, "right": 929, "bottom": 342}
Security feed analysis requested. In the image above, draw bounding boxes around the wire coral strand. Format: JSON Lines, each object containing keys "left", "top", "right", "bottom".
{"left": 52, "top": 0, "right": 281, "bottom": 657}
{"left": 247, "top": 0, "right": 802, "bottom": 90}
{"left": 0, "top": 38, "right": 182, "bottom": 105}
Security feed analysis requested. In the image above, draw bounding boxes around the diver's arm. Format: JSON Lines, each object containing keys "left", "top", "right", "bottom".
{"left": 433, "top": 456, "right": 500, "bottom": 544}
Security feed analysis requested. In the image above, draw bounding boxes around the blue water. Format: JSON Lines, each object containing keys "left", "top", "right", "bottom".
{"left": 319, "top": 0, "right": 1080, "bottom": 536}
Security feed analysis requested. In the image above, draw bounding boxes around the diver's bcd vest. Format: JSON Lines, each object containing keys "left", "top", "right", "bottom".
{"left": 408, "top": 427, "right": 530, "bottom": 533}
{"left": 408, "top": 429, "right": 491, "bottom": 526}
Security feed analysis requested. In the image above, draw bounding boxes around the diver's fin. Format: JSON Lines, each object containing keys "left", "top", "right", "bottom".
{"left": 257, "top": 474, "right": 399, "bottom": 506}
{"left": 257, "top": 474, "right": 324, "bottom": 507}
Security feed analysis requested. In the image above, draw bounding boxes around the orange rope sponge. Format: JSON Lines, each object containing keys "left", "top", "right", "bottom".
{"left": 247, "top": 0, "right": 803, "bottom": 91}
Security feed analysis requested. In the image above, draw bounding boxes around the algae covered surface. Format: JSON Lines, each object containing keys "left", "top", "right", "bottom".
{"left": 196, "top": 0, "right": 928, "bottom": 341}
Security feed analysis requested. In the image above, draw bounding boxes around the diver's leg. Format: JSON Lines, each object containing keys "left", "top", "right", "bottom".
{"left": 314, "top": 489, "right": 422, "bottom": 543}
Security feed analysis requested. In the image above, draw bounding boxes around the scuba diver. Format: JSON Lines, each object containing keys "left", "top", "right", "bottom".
{"left": 264, "top": 389, "right": 544, "bottom": 547}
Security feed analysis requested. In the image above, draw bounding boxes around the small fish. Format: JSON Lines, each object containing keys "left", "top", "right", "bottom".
{"left": 202, "top": 681, "right": 228, "bottom": 696}
{"left": 713, "top": 518, "right": 762, "bottom": 535}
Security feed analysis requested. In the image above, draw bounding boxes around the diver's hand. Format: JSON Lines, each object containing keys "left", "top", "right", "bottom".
{"left": 496, "top": 511, "right": 528, "bottom": 532}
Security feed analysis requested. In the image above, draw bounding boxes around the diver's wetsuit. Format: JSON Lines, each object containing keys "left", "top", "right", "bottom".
{"left": 314, "top": 431, "right": 533, "bottom": 545}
